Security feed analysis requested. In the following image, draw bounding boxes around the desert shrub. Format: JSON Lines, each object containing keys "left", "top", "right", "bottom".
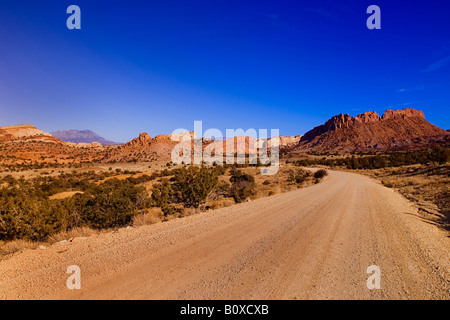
{"left": 0, "top": 176, "right": 150, "bottom": 241}
{"left": 0, "top": 192, "right": 64, "bottom": 241}
{"left": 293, "top": 147, "right": 449, "bottom": 169}
{"left": 296, "top": 169, "right": 312, "bottom": 183}
{"left": 172, "top": 166, "right": 220, "bottom": 208}
{"left": 208, "top": 181, "right": 231, "bottom": 200}
{"left": 229, "top": 169, "right": 256, "bottom": 203}
{"left": 429, "top": 146, "right": 449, "bottom": 165}
{"left": 2, "top": 175, "right": 16, "bottom": 186}
{"left": 72, "top": 190, "right": 134, "bottom": 229}
{"left": 382, "top": 181, "right": 394, "bottom": 188}
{"left": 151, "top": 179, "right": 175, "bottom": 216}
{"left": 314, "top": 169, "right": 328, "bottom": 179}
{"left": 287, "top": 169, "right": 312, "bottom": 184}
{"left": 150, "top": 166, "right": 226, "bottom": 213}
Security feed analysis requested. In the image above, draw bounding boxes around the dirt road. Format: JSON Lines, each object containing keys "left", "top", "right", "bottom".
{"left": 1, "top": 170, "right": 449, "bottom": 299}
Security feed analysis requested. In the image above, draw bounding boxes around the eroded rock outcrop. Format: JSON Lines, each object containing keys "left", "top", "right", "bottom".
{"left": 0, "top": 125, "right": 107, "bottom": 164}
{"left": 0, "top": 124, "right": 52, "bottom": 139}
{"left": 382, "top": 108, "right": 424, "bottom": 120}
{"left": 104, "top": 132, "right": 179, "bottom": 162}
{"left": 295, "top": 108, "right": 449, "bottom": 152}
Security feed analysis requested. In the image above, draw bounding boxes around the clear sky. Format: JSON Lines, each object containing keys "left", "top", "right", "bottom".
{"left": 0, "top": 0, "right": 449, "bottom": 142}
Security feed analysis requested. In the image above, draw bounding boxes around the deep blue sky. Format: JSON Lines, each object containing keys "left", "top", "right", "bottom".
{"left": 0, "top": 0, "right": 449, "bottom": 142}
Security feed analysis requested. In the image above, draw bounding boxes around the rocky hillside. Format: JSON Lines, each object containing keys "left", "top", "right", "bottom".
{"left": 104, "top": 131, "right": 300, "bottom": 163}
{"left": 52, "top": 129, "right": 121, "bottom": 145}
{"left": 104, "top": 133, "right": 179, "bottom": 162}
{"left": 0, "top": 124, "right": 59, "bottom": 143}
{"left": 0, "top": 125, "right": 106, "bottom": 165}
{"left": 294, "top": 108, "right": 449, "bottom": 153}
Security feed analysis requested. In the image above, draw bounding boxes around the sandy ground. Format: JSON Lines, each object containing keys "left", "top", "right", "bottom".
{"left": 0, "top": 170, "right": 449, "bottom": 300}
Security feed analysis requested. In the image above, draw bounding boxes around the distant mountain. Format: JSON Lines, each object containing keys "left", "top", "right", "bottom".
{"left": 52, "top": 130, "right": 122, "bottom": 145}
{"left": 292, "top": 108, "right": 449, "bottom": 153}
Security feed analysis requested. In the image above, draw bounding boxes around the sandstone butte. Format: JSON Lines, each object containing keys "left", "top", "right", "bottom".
{"left": 296, "top": 108, "right": 449, "bottom": 152}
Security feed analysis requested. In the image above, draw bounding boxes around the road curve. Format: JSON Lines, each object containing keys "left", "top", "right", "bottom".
{"left": 0, "top": 170, "right": 449, "bottom": 299}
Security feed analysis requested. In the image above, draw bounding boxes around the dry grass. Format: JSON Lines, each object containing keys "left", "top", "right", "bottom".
{"left": 0, "top": 239, "right": 40, "bottom": 257}
{"left": 0, "top": 228, "right": 103, "bottom": 258}
{"left": 0, "top": 228, "right": 101, "bottom": 258}
{"left": 133, "top": 208, "right": 164, "bottom": 227}
{"left": 0, "top": 210, "right": 166, "bottom": 258}
{"left": 367, "top": 164, "right": 450, "bottom": 231}
{"left": 47, "top": 227, "right": 100, "bottom": 244}
{"left": 49, "top": 191, "right": 83, "bottom": 200}
{"left": 206, "top": 198, "right": 235, "bottom": 210}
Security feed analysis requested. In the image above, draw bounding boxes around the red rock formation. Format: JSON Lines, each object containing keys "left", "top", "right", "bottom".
{"left": 0, "top": 124, "right": 106, "bottom": 164}
{"left": 301, "top": 114, "right": 353, "bottom": 142}
{"left": 381, "top": 108, "right": 424, "bottom": 120}
{"left": 354, "top": 111, "right": 381, "bottom": 124}
{"left": 0, "top": 124, "right": 60, "bottom": 143}
{"left": 296, "top": 108, "right": 449, "bottom": 152}
{"left": 104, "top": 132, "right": 178, "bottom": 162}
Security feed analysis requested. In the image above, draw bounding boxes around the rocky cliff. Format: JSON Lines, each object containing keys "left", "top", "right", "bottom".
{"left": 296, "top": 108, "right": 449, "bottom": 152}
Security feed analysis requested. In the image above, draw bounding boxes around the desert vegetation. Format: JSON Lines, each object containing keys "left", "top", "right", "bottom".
{"left": 0, "top": 161, "right": 326, "bottom": 251}
{"left": 374, "top": 165, "right": 450, "bottom": 231}
{"left": 0, "top": 172, "right": 151, "bottom": 242}
{"left": 288, "top": 146, "right": 449, "bottom": 169}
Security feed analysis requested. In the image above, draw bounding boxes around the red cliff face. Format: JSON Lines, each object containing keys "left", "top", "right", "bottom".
{"left": 354, "top": 111, "right": 381, "bottom": 124}
{"left": 297, "top": 108, "right": 449, "bottom": 152}
{"left": 301, "top": 114, "right": 353, "bottom": 142}
{"left": 381, "top": 108, "right": 425, "bottom": 120}
{"left": 301, "top": 108, "right": 426, "bottom": 143}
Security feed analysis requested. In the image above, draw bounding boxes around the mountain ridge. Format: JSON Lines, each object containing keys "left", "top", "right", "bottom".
{"left": 295, "top": 108, "right": 449, "bottom": 152}
{"left": 1, "top": 108, "right": 448, "bottom": 164}
{"left": 51, "top": 129, "right": 122, "bottom": 145}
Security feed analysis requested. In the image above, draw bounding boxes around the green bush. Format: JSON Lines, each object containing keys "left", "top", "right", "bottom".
{"left": 288, "top": 169, "right": 312, "bottom": 184}
{"left": 293, "top": 147, "right": 449, "bottom": 169}
{"left": 229, "top": 169, "right": 256, "bottom": 203}
{"left": 151, "top": 179, "right": 175, "bottom": 216}
{"left": 172, "top": 166, "right": 219, "bottom": 208}
{"left": 208, "top": 181, "right": 231, "bottom": 200}
{"left": 314, "top": 169, "right": 328, "bottom": 179}
{"left": 0, "top": 174, "right": 150, "bottom": 241}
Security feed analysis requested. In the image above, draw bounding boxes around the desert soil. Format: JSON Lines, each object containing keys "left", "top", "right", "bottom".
{"left": 0, "top": 170, "right": 449, "bottom": 299}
